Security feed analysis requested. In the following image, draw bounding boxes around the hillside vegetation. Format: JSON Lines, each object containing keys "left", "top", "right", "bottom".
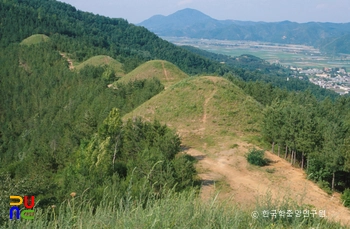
{"left": 0, "top": 0, "right": 338, "bottom": 98}
{"left": 1, "top": 0, "right": 350, "bottom": 228}
{"left": 116, "top": 60, "right": 188, "bottom": 88}
{"left": 0, "top": 0, "right": 222, "bottom": 75}
{"left": 3, "top": 189, "right": 344, "bottom": 228}
{"left": 321, "top": 34, "right": 350, "bottom": 55}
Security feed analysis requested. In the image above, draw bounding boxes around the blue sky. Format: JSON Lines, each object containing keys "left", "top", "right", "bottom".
{"left": 59, "top": 0, "right": 350, "bottom": 24}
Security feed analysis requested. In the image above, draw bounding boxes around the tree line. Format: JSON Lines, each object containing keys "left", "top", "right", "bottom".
{"left": 261, "top": 92, "right": 350, "bottom": 192}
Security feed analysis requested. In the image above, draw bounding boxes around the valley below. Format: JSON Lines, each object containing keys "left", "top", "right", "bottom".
{"left": 163, "top": 36, "right": 350, "bottom": 69}
{"left": 163, "top": 36, "right": 350, "bottom": 94}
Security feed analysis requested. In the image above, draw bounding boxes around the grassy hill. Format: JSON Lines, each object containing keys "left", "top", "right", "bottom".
{"left": 124, "top": 76, "right": 262, "bottom": 149}
{"left": 20, "top": 34, "right": 50, "bottom": 45}
{"left": 75, "top": 55, "right": 124, "bottom": 76}
{"left": 116, "top": 60, "right": 188, "bottom": 88}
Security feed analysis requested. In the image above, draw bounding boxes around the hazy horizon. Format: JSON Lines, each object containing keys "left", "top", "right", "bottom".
{"left": 58, "top": 0, "right": 350, "bottom": 24}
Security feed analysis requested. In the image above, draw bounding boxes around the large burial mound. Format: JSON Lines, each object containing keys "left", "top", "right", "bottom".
{"left": 20, "top": 34, "right": 50, "bottom": 46}
{"left": 76, "top": 55, "right": 124, "bottom": 76}
{"left": 116, "top": 60, "right": 188, "bottom": 88}
{"left": 123, "top": 76, "right": 262, "bottom": 148}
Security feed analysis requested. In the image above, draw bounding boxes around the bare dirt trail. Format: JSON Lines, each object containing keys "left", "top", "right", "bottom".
{"left": 185, "top": 143, "right": 350, "bottom": 226}
{"left": 161, "top": 61, "right": 169, "bottom": 82}
{"left": 59, "top": 52, "right": 74, "bottom": 70}
{"left": 202, "top": 89, "right": 217, "bottom": 123}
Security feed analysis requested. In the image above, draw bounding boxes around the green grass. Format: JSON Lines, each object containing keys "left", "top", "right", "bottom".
{"left": 20, "top": 34, "right": 50, "bottom": 46}
{"left": 214, "top": 178, "right": 232, "bottom": 193}
{"left": 116, "top": 60, "right": 188, "bottom": 88}
{"left": 75, "top": 55, "right": 124, "bottom": 76}
{"left": 243, "top": 135, "right": 270, "bottom": 149}
{"left": 4, "top": 188, "right": 345, "bottom": 229}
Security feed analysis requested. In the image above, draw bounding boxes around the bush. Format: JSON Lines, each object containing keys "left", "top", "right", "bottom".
{"left": 317, "top": 180, "right": 333, "bottom": 195}
{"left": 246, "top": 148, "right": 268, "bottom": 166}
{"left": 341, "top": 188, "right": 350, "bottom": 208}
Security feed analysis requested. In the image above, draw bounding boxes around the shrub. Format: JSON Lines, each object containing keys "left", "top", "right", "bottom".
{"left": 246, "top": 148, "right": 268, "bottom": 166}
{"left": 317, "top": 180, "right": 333, "bottom": 195}
{"left": 341, "top": 188, "right": 350, "bottom": 208}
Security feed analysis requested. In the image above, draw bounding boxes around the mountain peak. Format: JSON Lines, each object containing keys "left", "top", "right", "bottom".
{"left": 166, "top": 8, "right": 215, "bottom": 23}
{"left": 139, "top": 8, "right": 221, "bottom": 36}
{"left": 171, "top": 8, "right": 211, "bottom": 17}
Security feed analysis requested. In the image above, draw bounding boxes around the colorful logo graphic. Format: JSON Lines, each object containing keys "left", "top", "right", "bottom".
{"left": 9, "top": 196, "right": 35, "bottom": 220}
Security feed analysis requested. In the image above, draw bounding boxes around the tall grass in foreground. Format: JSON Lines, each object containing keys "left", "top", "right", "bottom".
{"left": 4, "top": 187, "right": 347, "bottom": 229}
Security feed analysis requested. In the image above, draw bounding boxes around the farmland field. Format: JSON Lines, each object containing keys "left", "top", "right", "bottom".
{"left": 163, "top": 36, "right": 350, "bottom": 69}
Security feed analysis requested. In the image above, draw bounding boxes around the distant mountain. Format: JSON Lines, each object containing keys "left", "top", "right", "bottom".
{"left": 139, "top": 9, "right": 350, "bottom": 53}
{"left": 140, "top": 8, "right": 225, "bottom": 37}
{"left": 320, "top": 34, "right": 350, "bottom": 54}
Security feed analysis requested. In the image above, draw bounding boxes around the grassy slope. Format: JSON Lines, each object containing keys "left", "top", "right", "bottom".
{"left": 75, "top": 55, "right": 125, "bottom": 76}
{"left": 123, "top": 76, "right": 262, "bottom": 149}
{"left": 116, "top": 60, "right": 188, "bottom": 88}
{"left": 20, "top": 34, "right": 50, "bottom": 45}
{"left": 122, "top": 75, "right": 350, "bottom": 227}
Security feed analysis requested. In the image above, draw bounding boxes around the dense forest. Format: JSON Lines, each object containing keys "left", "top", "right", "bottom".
{"left": 261, "top": 92, "right": 350, "bottom": 192}
{"left": 1, "top": 0, "right": 350, "bottom": 227}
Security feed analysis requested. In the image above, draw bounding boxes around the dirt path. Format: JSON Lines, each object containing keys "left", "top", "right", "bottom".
{"left": 59, "top": 52, "right": 74, "bottom": 70}
{"left": 202, "top": 89, "right": 217, "bottom": 123}
{"left": 161, "top": 61, "right": 169, "bottom": 81}
{"left": 186, "top": 145, "right": 350, "bottom": 226}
